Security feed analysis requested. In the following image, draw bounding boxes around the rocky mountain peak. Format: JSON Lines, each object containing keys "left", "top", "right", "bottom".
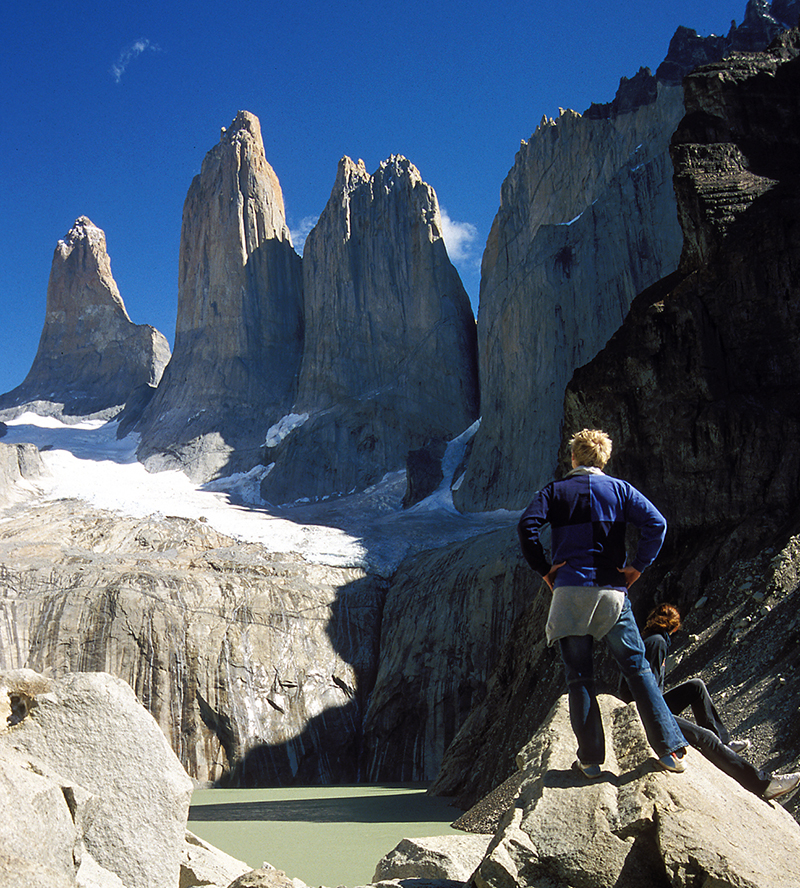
{"left": 260, "top": 153, "right": 478, "bottom": 504}
{"left": 334, "top": 155, "right": 370, "bottom": 195}
{"left": 132, "top": 110, "right": 303, "bottom": 481}
{"left": 220, "top": 108, "right": 261, "bottom": 143}
{"left": 0, "top": 217, "right": 170, "bottom": 421}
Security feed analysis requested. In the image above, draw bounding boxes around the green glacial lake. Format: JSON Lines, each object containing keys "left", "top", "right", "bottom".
{"left": 188, "top": 784, "right": 463, "bottom": 887}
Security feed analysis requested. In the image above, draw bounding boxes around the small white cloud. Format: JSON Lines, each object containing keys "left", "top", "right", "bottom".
{"left": 439, "top": 208, "right": 479, "bottom": 266}
{"left": 111, "top": 38, "right": 161, "bottom": 83}
{"left": 288, "top": 216, "right": 319, "bottom": 255}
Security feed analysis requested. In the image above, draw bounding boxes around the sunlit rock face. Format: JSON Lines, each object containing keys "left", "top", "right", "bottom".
{"left": 134, "top": 111, "right": 304, "bottom": 482}
{"left": 260, "top": 155, "right": 478, "bottom": 505}
{"left": 453, "top": 85, "right": 686, "bottom": 513}
{"left": 455, "top": 2, "right": 799, "bottom": 514}
{"left": 0, "top": 217, "right": 170, "bottom": 420}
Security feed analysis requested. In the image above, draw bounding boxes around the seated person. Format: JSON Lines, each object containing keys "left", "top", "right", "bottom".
{"left": 622, "top": 603, "right": 800, "bottom": 801}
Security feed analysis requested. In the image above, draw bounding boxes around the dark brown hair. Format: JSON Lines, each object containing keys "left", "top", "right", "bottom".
{"left": 644, "top": 603, "right": 682, "bottom": 636}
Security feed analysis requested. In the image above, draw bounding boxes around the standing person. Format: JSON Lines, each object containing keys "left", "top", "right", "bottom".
{"left": 633, "top": 603, "right": 800, "bottom": 801}
{"left": 518, "top": 428, "right": 687, "bottom": 777}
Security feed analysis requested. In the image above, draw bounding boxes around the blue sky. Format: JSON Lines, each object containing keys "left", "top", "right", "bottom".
{"left": 1, "top": 0, "right": 752, "bottom": 396}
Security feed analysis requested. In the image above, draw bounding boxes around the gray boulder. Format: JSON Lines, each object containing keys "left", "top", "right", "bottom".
{"left": 0, "top": 669, "right": 194, "bottom": 888}
{"left": 470, "top": 693, "right": 800, "bottom": 888}
{"left": 373, "top": 835, "right": 492, "bottom": 883}
{"left": 0, "top": 217, "right": 170, "bottom": 421}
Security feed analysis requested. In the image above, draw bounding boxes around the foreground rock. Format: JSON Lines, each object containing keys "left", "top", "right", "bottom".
{"left": 0, "top": 217, "right": 170, "bottom": 421}
{"left": 0, "top": 669, "right": 195, "bottom": 888}
{"left": 373, "top": 835, "right": 492, "bottom": 883}
{"left": 469, "top": 694, "right": 800, "bottom": 888}
{"left": 134, "top": 111, "right": 304, "bottom": 482}
{"left": 261, "top": 155, "right": 478, "bottom": 504}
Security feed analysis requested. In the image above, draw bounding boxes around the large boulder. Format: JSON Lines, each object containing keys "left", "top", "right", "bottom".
{"left": 260, "top": 155, "right": 478, "bottom": 504}
{"left": 469, "top": 694, "right": 800, "bottom": 888}
{"left": 0, "top": 217, "right": 170, "bottom": 421}
{"left": 373, "top": 835, "right": 492, "bottom": 883}
{"left": 0, "top": 669, "right": 193, "bottom": 888}
{"left": 134, "top": 111, "right": 304, "bottom": 482}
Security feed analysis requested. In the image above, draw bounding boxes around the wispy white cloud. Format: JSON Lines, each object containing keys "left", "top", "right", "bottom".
{"left": 439, "top": 208, "right": 480, "bottom": 267}
{"left": 111, "top": 39, "right": 161, "bottom": 83}
{"left": 288, "top": 216, "right": 319, "bottom": 255}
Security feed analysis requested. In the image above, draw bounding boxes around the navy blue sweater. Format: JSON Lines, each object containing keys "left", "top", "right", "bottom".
{"left": 518, "top": 469, "right": 667, "bottom": 588}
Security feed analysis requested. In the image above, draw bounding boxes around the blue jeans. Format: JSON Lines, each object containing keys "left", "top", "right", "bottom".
{"left": 559, "top": 596, "right": 687, "bottom": 764}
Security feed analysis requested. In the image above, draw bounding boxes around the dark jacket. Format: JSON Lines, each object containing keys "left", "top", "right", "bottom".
{"left": 518, "top": 469, "right": 667, "bottom": 588}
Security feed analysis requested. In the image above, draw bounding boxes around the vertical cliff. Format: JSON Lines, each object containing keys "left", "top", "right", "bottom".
{"left": 260, "top": 155, "right": 478, "bottom": 504}
{"left": 454, "top": 85, "right": 685, "bottom": 512}
{"left": 0, "top": 217, "right": 170, "bottom": 419}
{"left": 564, "top": 27, "right": 800, "bottom": 591}
{"left": 134, "top": 111, "right": 304, "bottom": 481}
{"left": 455, "top": 0, "right": 798, "bottom": 514}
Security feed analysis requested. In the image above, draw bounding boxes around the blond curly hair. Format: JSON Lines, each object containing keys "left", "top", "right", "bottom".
{"left": 569, "top": 428, "right": 612, "bottom": 469}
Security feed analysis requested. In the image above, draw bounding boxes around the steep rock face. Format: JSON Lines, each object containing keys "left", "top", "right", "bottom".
{"left": 564, "top": 28, "right": 800, "bottom": 592}
{"left": 0, "top": 217, "right": 170, "bottom": 420}
{"left": 456, "top": 2, "right": 797, "bottom": 515}
{"left": 455, "top": 85, "right": 685, "bottom": 512}
{"left": 0, "top": 501, "right": 384, "bottom": 785}
{"left": 433, "top": 28, "right": 800, "bottom": 813}
{"left": 360, "top": 527, "right": 532, "bottom": 782}
{"left": 134, "top": 111, "right": 303, "bottom": 482}
{"left": 260, "top": 155, "right": 478, "bottom": 504}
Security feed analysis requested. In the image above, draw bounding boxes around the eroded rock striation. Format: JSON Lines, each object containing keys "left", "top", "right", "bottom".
{"left": 0, "top": 217, "right": 170, "bottom": 421}
{"left": 260, "top": 155, "right": 478, "bottom": 504}
{"left": 134, "top": 111, "right": 304, "bottom": 481}
{"left": 0, "top": 500, "right": 384, "bottom": 786}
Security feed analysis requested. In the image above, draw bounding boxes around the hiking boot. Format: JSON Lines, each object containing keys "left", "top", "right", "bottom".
{"left": 573, "top": 760, "right": 601, "bottom": 779}
{"left": 764, "top": 773, "right": 800, "bottom": 801}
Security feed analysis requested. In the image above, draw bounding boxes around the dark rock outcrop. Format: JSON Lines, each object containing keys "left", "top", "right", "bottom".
{"left": 260, "top": 156, "right": 478, "bottom": 505}
{"left": 0, "top": 217, "right": 170, "bottom": 421}
{"left": 433, "top": 27, "right": 800, "bottom": 813}
{"left": 564, "top": 27, "right": 800, "bottom": 594}
{"left": 134, "top": 111, "right": 304, "bottom": 482}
